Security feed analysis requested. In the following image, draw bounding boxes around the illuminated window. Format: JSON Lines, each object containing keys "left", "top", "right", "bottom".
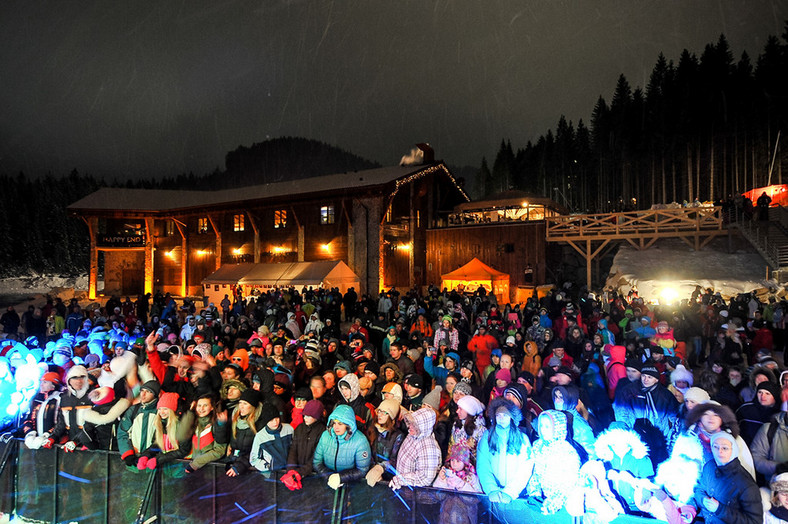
{"left": 233, "top": 214, "right": 245, "bottom": 232}
{"left": 274, "top": 210, "right": 287, "bottom": 229}
{"left": 165, "top": 221, "right": 175, "bottom": 236}
{"left": 198, "top": 217, "right": 208, "bottom": 234}
{"left": 320, "top": 205, "right": 335, "bottom": 225}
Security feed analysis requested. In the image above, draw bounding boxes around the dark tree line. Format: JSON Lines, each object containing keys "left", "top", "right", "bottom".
{"left": 0, "top": 139, "right": 378, "bottom": 276}
{"left": 476, "top": 23, "right": 788, "bottom": 213}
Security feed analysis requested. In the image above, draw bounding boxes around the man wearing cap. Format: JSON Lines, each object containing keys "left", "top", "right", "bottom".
{"left": 402, "top": 374, "right": 425, "bottom": 411}
{"left": 423, "top": 347, "right": 460, "bottom": 389}
{"left": 116, "top": 380, "right": 161, "bottom": 467}
{"left": 616, "top": 360, "right": 679, "bottom": 465}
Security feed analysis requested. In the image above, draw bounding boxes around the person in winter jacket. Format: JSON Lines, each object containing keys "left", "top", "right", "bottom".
{"left": 767, "top": 473, "right": 788, "bottom": 524}
{"left": 527, "top": 409, "right": 581, "bottom": 514}
{"left": 337, "top": 373, "right": 375, "bottom": 440}
{"left": 136, "top": 392, "right": 193, "bottom": 470}
{"left": 313, "top": 404, "right": 372, "bottom": 490}
{"left": 224, "top": 389, "right": 264, "bottom": 477}
{"left": 390, "top": 406, "right": 442, "bottom": 490}
{"left": 449, "top": 395, "right": 486, "bottom": 463}
{"left": 521, "top": 341, "right": 541, "bottom": 377}
{"left": 364, "top": 399, "right": 405, "bottom": 486}
{"left": 650, "top": 320, "right": 676, "bottom": 357}
{"left": 737, "top": 380, "right": 781, "bottom": 446}
{"left": 693, "top": 431, "right": 762, "bottom": 524}
{"left": 477, "top": 398, "right": 533, "bottom": 504}
{"left": 605, "top": 345, "right": 628, "bottom": 400}
{"left": 280, "top": 399, "right": 325, "bottom": 490}
{"left": 466, "top": 324, "right": 498, "bottom": 376}
{"left": 79, "top": 386, "right": 131, "bottom": 450}
{"left": 615, "top": 363, "right": 679, "bottom": 466}
{"left": 42, "top": 365, "right": 95, "bottom": 449}
{"left": 21, "top": 371, "right": 62, "bottom": 449}
{"left": 117, "top": 380, "right": 160, "bottom": 467}
{"left": 552, "top": 385, "right": 596, "bottom": 460}
{"left": 250, "top": 402, "right": 294, "bottom": 473}
{"left": 186, "top": 394, "right": 228, "bottom": 473}
{"left": 423, "top": 348, "right": 461, "bottom": 388}
{"left": 751, "top": 411, "right": 788, "bottom": 481}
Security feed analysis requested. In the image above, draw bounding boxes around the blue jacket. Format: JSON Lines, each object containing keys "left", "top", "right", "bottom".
{"left": 313, "top": 404, "right": 371, "bottom": 483}
{"left": 423, "top": 351, "right": 460, "bottom": 387}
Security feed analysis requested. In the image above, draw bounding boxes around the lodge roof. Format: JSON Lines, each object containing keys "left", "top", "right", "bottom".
{"left": 68, "top": 162, "right": 467, "bottom": 214}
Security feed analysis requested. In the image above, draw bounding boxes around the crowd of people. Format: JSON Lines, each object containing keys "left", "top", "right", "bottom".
{"left": 3, "top": 283, "right": 788, "bottom": 523}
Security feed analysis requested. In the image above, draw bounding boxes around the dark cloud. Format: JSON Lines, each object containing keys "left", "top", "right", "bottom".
{"left": 0, "top": 0, "right": 785, "bottom": 178}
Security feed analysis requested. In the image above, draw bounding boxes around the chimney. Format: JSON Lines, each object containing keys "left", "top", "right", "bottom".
{"left": 416, "top": 143, "right": 434, "bottom": 164}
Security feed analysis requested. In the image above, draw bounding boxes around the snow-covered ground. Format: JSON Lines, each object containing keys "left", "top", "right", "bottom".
{"left": 605, "top": 237, "right": 782, "bottom": 303}
{"left": 0, "top": 273, "right": 93, "bottom": 309}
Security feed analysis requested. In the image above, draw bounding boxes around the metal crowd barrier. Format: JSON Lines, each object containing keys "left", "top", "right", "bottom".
{"left": 0, "top": 437, "right": 651, "bottom": 523}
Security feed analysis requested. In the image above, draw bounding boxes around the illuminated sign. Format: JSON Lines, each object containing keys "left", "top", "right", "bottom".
{"left": 97, "top": 235, "right": 146, "bottom": 247}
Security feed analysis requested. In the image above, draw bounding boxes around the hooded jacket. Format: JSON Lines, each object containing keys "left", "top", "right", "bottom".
{"left": 50, "top": 365, "right": 95, "bottom": 443}
{"left": 605, "top": 345, "right": 628, "bottom": 400}
{"left": 528, "top": 410, "right": 581, "bottom": 514}
{"left": 552, "top": 385, "right": 596, "bottom": 460}
{"left": 313, "top": 404, "right": 371, "bottom": 483}
{"left": 751, "top": 411, "right": 788, "bottom": 478}
{"left": 338, "top": 373, "right": 374, "bottom": 436}
{"left": 394, "top": 407, "right": 442, "bottom": 487}
{"left": 287, "top": 416, "right": 325, "bottom": 478}
{"left": 521, "top": 341, "right": 541, "bottom": 377}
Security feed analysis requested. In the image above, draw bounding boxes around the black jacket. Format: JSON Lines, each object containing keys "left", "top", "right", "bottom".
{"left": 693, "top": 457, "right": 762, "bottom": 524}
{"left": 286, "top": 421, "right": 324, "bottom": 477}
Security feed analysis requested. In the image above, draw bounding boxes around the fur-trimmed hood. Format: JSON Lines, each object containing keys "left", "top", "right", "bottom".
{"left": 594, "top": 427, "right": 649, "bottom": 461}
{"left": 685, "top": 402, "right": 739, "bottom": 437}
{"left": 66, "top": 365, "right": 91, "bottom": 398}
{"left": 403, "top": 406, "right": 436, "bottom": 439}
{"left": 380, "top": 362, "right": 403, "bottom": 384}
{"left": 749, "top": 364, "right": 777, "bottom": 390}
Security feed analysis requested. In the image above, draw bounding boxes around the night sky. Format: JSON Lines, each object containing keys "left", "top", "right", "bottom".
{"left": 1, "top": 1, "right": 786, "bottom": 179}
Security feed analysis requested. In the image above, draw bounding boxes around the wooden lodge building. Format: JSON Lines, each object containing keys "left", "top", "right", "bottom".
{"left": 69, "top": 149, "right": 566, "bottom": 304}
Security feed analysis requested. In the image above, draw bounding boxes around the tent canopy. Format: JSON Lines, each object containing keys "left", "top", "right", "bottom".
{"left": 202, "top": 260, "right": 359, "bottom": 291}
{"left": 441, "top": 258, "right": 510, "bottom": 300}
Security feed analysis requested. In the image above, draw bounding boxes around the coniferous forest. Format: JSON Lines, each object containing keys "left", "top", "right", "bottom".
{"left": 1, "top": 25, "right": 787, "bottom": 276}
{"left": 476, "top": 25, "right": 788, "bottom": 213}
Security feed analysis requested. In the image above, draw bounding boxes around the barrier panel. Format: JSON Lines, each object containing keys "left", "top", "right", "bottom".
{"left": 0, "top": 438, "right": 654, "bottom": 523}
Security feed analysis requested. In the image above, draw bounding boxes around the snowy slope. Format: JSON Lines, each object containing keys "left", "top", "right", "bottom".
{"left": 604, "top": 237, "right": 781, "bottom": 302}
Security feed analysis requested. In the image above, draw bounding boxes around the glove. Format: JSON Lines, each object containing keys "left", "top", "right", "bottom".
{"left": 24, "top": 432, "right": 39, "bottom": 449}
{"left": 185, "top": 465, "right": 195, "bottom": 474}
{"left": 146, "top": 457, "right": 158, "bottom": 470}
{"left": 137, "top": 456, "right": 149, "bottom": 470}
{"left": 281, "top": 471, "right": 300, "bottom": 491}
{"left": 389, "top": 476, "right": 402, "bottom": 490}
{"left": 123, "top": 453, "right": 138, "bottom": 467}
{"left": 327, "top": 473, "right": 342, "bottom": 490}
{"left": 41, "top": 438, "right": 55, "bottom": 449}
{"left": 365, "top": 464, "right": 384, "bottom": 487}
{"left": 63, "top": 441, "right": 77, "bottom": 453}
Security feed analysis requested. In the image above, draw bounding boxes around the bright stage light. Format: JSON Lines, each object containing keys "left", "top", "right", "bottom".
{"left": 660, "top": 287, "right": 678, "bottom": 305}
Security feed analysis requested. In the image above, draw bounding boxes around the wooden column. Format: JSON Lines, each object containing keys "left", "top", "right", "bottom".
{"left": 290, "top": 207, "right": 304, "bottom": 262}
{"left": 144, "top": 218, "right": 155, "bottom": 295}
{"left": 408, "top": 183, "right": 415, "bottom": 289}
{"left": 83, "top": 217, "right": 98, "bottom": 300}
{"left": 208, "top": 214, "right": 222, "bottom": 271}
{"left": 246, "top": 211, "right": 261, "bottom": 263}
{"left": 343, "top": 201, "right": 354, "bottom": 272}
{"left": 174, "top": 219, "right": 188, "bottom": 297}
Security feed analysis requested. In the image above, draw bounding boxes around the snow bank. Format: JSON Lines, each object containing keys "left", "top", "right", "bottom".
{"left": 605, "top": 237, "right": 781, "bottom": 303}
{"left": 0, "top": 272, "right": 92, "bottom": 309}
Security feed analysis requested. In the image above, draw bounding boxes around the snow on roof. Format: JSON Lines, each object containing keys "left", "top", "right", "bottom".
{"left": 68, "top": 163, "right": 455, "bottom": 213}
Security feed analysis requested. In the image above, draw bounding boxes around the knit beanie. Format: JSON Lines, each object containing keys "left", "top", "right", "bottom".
{"left": 141, "top": 380, "right": 161, "bottom": 397}
{"left": 423, "top": 386, "right": 443, "bottom": 410}
{"left": 640, "top": 364, "right": 660, "bottom": 380}
{"left": 157, "top": 392, "right": 179, "bottom": 412}
{"left": 364, "top": 360, "right": 380, "bottom": 377}
{"left": 377, "top": 399, "right": 401, "bottom": 420}
{"left": 259, "top": 402, "right": 280, "bottom": 426}
{"left": 683, "top": 387, "right": 711, "bottom": 404}
{"left": 710, "top": 431, "right": 738, "bottom": 464}
{"left": 382, "top": 382, "right": 404, "bottom": 403}
{"left": 495, "top": 368, "right": 512, "bottom": 384}
{"left": 624, "top": 358, "right": 642, "bottom": 371}
{"left": 457, "top": 395, "right": 484, "bottom": 417}
{"left": 453, "top": 382, "right": 473, "bottom": 397}
{"left": 302, "top": 399, "right": 324, "bottom": 421}
{"left": 239, "top": 388, "right": 262, "bottom": 408}
{"left": 756, "top": 380, "right": 781, "bottom": 401}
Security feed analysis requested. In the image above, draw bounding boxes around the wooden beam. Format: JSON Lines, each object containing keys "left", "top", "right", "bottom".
{"left": 207, "top": 214, "right": 222, "bottom": 271}
{"left": 245, "top": 211, "right": 261, "bottom": 264}
{"left": 82, "top": 217, "right": 98, "bottom": 300}
{"left": 144, "top": 218, "right": 155, "bottom": 295}
{"left": 175, "top": 221, "right": 188, "bottom": 297}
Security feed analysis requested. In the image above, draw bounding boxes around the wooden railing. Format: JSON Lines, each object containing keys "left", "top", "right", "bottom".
{"left": 546, "top": 206, "right": 724, "bottom": 240}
